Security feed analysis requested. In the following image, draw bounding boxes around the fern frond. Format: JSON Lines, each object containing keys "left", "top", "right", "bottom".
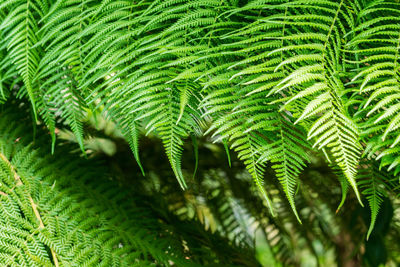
{"left": 358, "top": 163, "right": 389, "bottom": 240}
{"left": 259, "top": 115, "right": 310, "bottom": 222}
{"left": 0, "top": 0, "right": 48, "bottom": 119}
{"left": 347, "top": 1, "right": 400, "bottom": 174}
{"left": 0, "top": 0, "right": 399, "bottom": 238}
{"left": 0, "top": 106, "right": 265, "bottom": 266}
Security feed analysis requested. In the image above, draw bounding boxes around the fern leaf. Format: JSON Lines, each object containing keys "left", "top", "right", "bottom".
{"left": 0, "top": 0, "right": 45, "bottom": 119}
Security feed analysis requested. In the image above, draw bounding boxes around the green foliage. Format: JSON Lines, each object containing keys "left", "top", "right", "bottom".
{"left": 0, "top": 0, "right": 399, "bottom": 244}
{"left": 0, "top": 107, "right": 265, "bottom": 266}
{"left": 0, "top": 112, "right": 178, "bottom": 265}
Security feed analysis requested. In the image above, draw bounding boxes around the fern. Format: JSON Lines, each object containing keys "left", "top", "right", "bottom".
{"left": 358, "top": 163, "right": 388, "bottom": 240}
{"left": 234, "top": 0, "right": 363, "bottom": 203}
{"left": 0, "top": 0, "right": 399, "bottom": 237}
{"left": 0, "top": 105, "right": 277, "bottom": 266}
{"left": 0, "top": 0, "right": 46, "bottom": 119}
{"left": 348, "top": 1, "right": 400, "bottom": 174}
{"left": 0, "top": 110, "right": 185, "bottom": 265}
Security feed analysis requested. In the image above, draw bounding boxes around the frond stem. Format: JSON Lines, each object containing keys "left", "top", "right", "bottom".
{"left": 0, "top": 152, "right": 60, "bottom": 266}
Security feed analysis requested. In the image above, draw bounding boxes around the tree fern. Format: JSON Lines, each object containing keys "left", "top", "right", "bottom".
{"left": 0, "top": 0, "right": 47, "bottom": 119}
{"left": 0, "top": 106, "right": 272, "bottom": 266}
{"left": 238, "top": 0, "right": 363, "bottom": 203}
{"left": 0, "top": 0, "right": 398, "bottom": 238}
{"left": 348, "top": 0, "right": 400, "bottom": 174}
{"left": 358, "top": 163, "right": 388, "bottom": 240}
{"left": 0, "top": 110, "right": 182, "bottom": 265}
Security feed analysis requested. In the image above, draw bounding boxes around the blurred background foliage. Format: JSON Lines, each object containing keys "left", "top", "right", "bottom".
{"left": 56, "top": 110, "right": 400, "bottom": 267}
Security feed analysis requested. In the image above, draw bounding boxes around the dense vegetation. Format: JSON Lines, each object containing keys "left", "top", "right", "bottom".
{"left": 0, "top": 0, "right": 399, "bottom": 266}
